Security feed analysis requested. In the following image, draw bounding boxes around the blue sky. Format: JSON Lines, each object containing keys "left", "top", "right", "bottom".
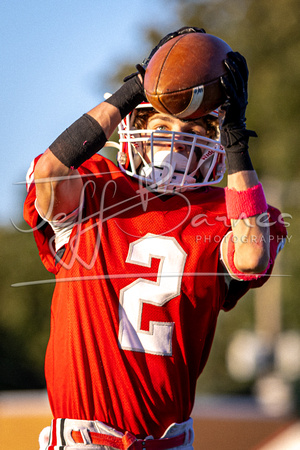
{"left": 1, "top": 0, "right": 176, "bottom": 225}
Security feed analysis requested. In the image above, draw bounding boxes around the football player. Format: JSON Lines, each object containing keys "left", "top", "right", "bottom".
{"left": 24, "top": 27, "right": 286, "bottom": 450}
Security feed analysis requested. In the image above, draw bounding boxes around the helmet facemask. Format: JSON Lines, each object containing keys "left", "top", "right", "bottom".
{"left": 114, "top": 102, "right": 226, "bottom": 193}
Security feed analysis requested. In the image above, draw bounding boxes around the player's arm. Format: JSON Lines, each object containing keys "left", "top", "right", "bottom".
{"left": 224, "top": 170, "right": 270, "bottom": 275}
{"left": 34, "top": 28, "right": 204, "bottom": 220}
{"left": 220, "top": 52, "right": 270, "bottom": 276}
{"left": 34, "top": 76, "right": 145, "bottom": 220}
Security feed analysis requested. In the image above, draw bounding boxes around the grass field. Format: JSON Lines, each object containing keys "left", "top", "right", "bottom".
{"left": 0, "top": 391, "right": 297, "bottom": 450}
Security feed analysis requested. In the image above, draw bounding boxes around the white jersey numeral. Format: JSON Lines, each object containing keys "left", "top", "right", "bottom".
{"left": 118, "top": 234, "right": 187, "bottom": 355}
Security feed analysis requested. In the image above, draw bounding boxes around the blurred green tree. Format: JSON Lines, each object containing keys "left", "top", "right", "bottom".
{"left": 0, "top": 227, "right": 53, "bottom": 389}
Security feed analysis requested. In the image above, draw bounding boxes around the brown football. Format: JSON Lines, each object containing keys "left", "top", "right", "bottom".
{"left": 144, "top": 33, "right": 232, "bottom": 119}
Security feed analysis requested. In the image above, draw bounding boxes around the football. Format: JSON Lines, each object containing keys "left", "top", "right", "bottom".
{"left": 144, "top": 33, "right": 232, "bottom": 119}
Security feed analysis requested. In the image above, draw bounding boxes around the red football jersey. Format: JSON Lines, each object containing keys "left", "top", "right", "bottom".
{"left": 23, "top": 154, "right": 287, "bottom": 438}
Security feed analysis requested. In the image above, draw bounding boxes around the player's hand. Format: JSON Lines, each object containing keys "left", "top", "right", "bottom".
{"left": 220, "top": 51, "right": 249, "bottom": 129}
{"left": 125, "top": 27, "right": 206, "bottom": 82}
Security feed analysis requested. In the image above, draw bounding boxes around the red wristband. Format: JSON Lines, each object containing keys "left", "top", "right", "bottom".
{"left": 225, "top": 183, "right": 268, "bottom": 219}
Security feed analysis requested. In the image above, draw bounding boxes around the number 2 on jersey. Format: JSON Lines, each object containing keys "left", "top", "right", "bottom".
{"left": 118, "top": 234, "right": 187, "bottom": 356}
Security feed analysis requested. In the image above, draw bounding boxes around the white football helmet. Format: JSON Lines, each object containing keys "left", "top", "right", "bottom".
{"left": 109, "top": 100, "right": 226, "bottom": 193}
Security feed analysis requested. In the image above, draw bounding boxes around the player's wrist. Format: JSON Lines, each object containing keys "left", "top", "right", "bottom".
{"left": 225, "top": 182, "right": 268, "bottom": 219}
{"left": 221, "top": 127, "right": 257, "bottom": 174}
{"left": 49, "top": 113, "right": 107, "bottom": 169}
{"left": 104, "top": 75, "right": 146, "bottom": 119}
{"left": 220, "top": 127, "right": 257, "bottom": 146}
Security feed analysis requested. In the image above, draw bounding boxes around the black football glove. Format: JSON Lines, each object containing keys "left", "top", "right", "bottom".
{"left": 220, "top": 51, "right": 249, "bottom": 129}
{"left": 219, "top": 52, "right": 257, "bottom": 174}
{"left": 124, "top": 26, "right": 206, "bottom": 81}
{"left": 220, "top": 51, "right": 257, "bottom": 149}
